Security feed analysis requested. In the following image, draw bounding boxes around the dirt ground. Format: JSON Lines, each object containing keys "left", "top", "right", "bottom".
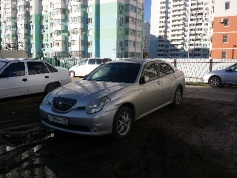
{"left": 0, "top": 85, "right": 237, "bottom": 178}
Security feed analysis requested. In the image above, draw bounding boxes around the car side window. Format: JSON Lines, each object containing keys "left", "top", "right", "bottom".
{"left": 27, "top": 62, "right": 49, "bottom": 75}
{"left": 88, "top": 59, "right": 96, "bottom": 65}
{"left": 141, "top": 62, "right": 158, "bottom": 82}
{"left": 157, "top": 63, "right": 174, "bottom": 77}
{"left": 96, "top": 59, "right": 102, "bottom": 64}
{"left": 0, "top": 62, "right": 25, "bottom": 78}
{"left": 229, "top": 64, "right": 237, "bottom": 72}
{"left": 45, "top": 63, "right": 58, "bottom": 73}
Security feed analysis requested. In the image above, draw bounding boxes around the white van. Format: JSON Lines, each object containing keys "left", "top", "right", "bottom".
{"left": 69, "top": 58, "right": 111, "bottom": 77}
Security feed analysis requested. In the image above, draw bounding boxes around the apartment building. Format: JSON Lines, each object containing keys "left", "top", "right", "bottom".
{"left": 150, "top": 0, "right": 214, "bottom": 59}
{"left": 211, "top": 0, "right": 237, "bottom": 59}
{"left": 0, "top": 0, "right": 144, "bottom": 59}
{"left": 143, "top": 21, "right": 150, "bottom": 58}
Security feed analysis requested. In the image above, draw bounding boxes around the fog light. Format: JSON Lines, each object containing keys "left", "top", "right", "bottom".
{"left": 91, "top": 126, "right": 100, "bottom": 133}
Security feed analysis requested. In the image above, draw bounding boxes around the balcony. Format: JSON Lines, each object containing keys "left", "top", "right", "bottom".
{"left": 53, "top": 13, "right": 65, "bottom": 20}
{"left": 69, "top": 22, "right": 84, "bottom": 29}
{"left": 70, "top": 0, "right": 84, "bottom": 6}
{"left": 53, "top": 24, "right": 65, "bottom": 31}
{"left": 54, "top": 2, "right": 66, "bottom": 9}
{"left": 18, "top": 0, "right": 27, "bottom": 6}
{"left": 54, "top": 35, "right": 66, "bottom": 41}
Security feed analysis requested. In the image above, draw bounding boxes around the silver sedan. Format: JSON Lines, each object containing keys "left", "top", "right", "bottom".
{"left": 203, "top": 63, "right": 237, "bottom": 87}
{"left": 39, "top": 59, "right": 185, "bottom": 139}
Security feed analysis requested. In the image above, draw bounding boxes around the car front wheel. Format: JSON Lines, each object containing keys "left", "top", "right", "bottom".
{"left": 209, "top": 76, "right": 222, "bottom": 87}
{"left": 112, "top": 106, "right": 133, "bottom": 140}
{"left": 173, "top": 86, "right": 182, "bottom": 106}
{"left": 44, "top": 82, "right": 60, "bottom": 94}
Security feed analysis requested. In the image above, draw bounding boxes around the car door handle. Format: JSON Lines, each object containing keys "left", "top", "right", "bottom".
{"left": 45, "top": 76, "right": 49, "bottom": 78}
{"left": 157, "top": 81, "right": 161, "bottom": 85}
{"left": 22, "top": 78, "right": 27, "bottom": 82}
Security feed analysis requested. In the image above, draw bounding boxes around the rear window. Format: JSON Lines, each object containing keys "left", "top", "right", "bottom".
{"left": 45, "top": 62, "right": 58, "bottom": 72}
{"left": 88, "top": 59, "right": 96, "bottom": 65}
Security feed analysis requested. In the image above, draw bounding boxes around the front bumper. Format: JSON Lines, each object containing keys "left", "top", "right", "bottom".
{"left": 40, "top": 104, "right": 117, "bottom": 136}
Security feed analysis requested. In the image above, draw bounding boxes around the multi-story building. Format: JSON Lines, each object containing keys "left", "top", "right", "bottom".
{"left": 0, "top": 0, "right": 144, "bottom": 59}
{"left": 150, "top": 0, "right": 214, "bottom": 59}
{"left": 211, "top": 0, "right": 237, "bottom": 59}
{"left": 143, "top": 21, "right": 150, "bottom": 58}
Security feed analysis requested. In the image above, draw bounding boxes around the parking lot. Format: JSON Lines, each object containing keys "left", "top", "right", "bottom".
{"left": 0, "top": 84, "right": 237, "bottom": 177}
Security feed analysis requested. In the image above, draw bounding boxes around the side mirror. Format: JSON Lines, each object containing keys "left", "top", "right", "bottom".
{"left": 139, "top": 76, "right": 150, "bottom": 84}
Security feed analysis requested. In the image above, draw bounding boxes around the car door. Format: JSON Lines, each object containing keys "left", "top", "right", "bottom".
{"left": 0, "top": 61, "right": 28, "bottom": 98}
{"left": 224, "top": 63, "right": 237, "bottom": 84}
{"left": 86, "top": 58, "right": 98, "bottom": 75}
{"left": 156, "top": 63, "right": 177, "bottom": 104}
{"left": 74, "top": 58, "right": 88, "bottom": 76}
{"left": 26, "top": 61, "right": 50, "bottom": 94}
{"left": 136, "top": 62, "right": 163, "bottom": 117}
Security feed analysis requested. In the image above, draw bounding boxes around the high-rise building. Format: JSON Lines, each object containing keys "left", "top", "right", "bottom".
{"left": 143, "top": 21, "right": 150, "bottom": 58}
{"left": 211, "top": 0, "right": 237, "bottom": 59}
{"left": 0, "top": 0, "right": 144, "bottom": 59}
{"left": 150, "top": 0, "right": 214, "bottom": 59}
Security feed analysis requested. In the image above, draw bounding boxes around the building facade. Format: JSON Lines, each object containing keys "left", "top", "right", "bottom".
{"left": 150, "top": 0, "right": 214, "bottom": 59}
{"left": 0, "top": 0, "right": 144, "bottom": 59}
{"left": 143, "top": 21, "right": 150, "bottom": 58}
{"left": 211, "top": 0, "right": 237, "bottom": 59}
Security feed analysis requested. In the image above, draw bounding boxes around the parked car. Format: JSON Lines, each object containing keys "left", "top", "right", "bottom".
{"left": 40, "top": 59, "right": 185, "bottom": 139}
{"left": 203, "top": 63, "right": 237, "bottom": 87}
{"left": 0, "top": 58, "right": 71, "bottom": 99}
{"left": 69, "top": 57, "right": 112, "bottom": 77}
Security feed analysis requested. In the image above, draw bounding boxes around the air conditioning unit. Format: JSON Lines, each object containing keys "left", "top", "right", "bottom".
{"left": 219, "top": 19, "right": 224, "bottom": 23}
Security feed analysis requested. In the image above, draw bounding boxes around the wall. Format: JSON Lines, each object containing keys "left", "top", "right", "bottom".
{"left": 0, "top": 50, "right": 28, "bottom": 58}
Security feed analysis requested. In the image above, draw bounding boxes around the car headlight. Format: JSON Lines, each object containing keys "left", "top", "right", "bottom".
{"left": 41, "top": 93, "right": 51, "bottom": 106}
{"left": 85, "top": 96, "right": 111, "bottom": 114}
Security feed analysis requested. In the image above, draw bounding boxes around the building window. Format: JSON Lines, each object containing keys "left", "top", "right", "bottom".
{"left": 221, "top": 51, "right": 227, "bottom": 58}
{"left": 87, "top": 53, "right": 92, "bottom": 58}
{"left": 225, "top": 2, "right": 230, "bottom": 10}
{"left": 223, "top": 35, "right": 228, "bottom": 43}
{"left": 224, "top": 18, "right": 229, "bottom": 26}
{"left": 86, "top": 18, "right": 92, "bottom": 24}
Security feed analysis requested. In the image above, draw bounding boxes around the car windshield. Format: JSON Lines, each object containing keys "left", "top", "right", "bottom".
{"left": 86, "top": 62, "right": 141, "bottom": 83}
{"left": 0, "top": 61, "right": 7, "bottom": 70}
{"left": 78, "top": 59, "right": 88, "bottom": 66}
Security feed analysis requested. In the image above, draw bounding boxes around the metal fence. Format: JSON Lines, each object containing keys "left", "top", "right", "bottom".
{"left": 160, "top": 58, "right": 236, "bottom": 82}
{"left": 43, "top": 57, "right": 236, "bottom": 83}
{"left": 43, "top": 57, "right": 78, "bottom": 69}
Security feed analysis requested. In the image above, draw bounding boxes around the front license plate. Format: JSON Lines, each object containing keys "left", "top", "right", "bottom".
{"left": 48, "top": 115, "right": 69, "bottom": 126}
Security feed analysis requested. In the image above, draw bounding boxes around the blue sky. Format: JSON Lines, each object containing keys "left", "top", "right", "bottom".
{"left": 145, "top": 0, "right": 151, "bottom": 22}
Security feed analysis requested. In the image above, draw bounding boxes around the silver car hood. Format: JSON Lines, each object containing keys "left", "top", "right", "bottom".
{"left": 51, "top": 80, "right": 130, "bottom": 106}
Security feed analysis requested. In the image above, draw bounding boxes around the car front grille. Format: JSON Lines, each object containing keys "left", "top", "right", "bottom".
{"left": 52, "top": 96, "right": 77, "bottom": 112}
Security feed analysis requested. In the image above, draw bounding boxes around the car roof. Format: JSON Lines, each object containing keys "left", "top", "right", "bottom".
{"left": 0, "top": 58, "right": 43, "bottom": 63}
{"left": 108, "top": 59, "right": 168, "bottom": 65}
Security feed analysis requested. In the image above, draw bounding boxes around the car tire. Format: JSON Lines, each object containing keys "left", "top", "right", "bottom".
{"left": 209, "top": 76, "right": 222, "bottom": 87}
{"left": 172, "top": 86, "right": 182, "bottom": 106}
{"left": 112, "top": 106, "right": 133, "bottom": 140}
{"left": 44, "top": 82, "right": 60, "bottom": 94}
{"left": 69, "top": 71, "right": 75, "bottom": 78}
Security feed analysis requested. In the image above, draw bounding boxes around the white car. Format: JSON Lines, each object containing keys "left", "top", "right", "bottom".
{"left": 69, "top": 58, "right": 111, "bottom": 77}
{"left": 0, "top": 58, "right": 71, "bottom": 99}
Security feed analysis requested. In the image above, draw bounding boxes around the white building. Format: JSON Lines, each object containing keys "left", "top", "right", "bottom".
{"left": 0, "top": 0, "right": 144, "bottom": 59}
{"left": 150, "top": 0, "right": 214, "bottom": 58}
